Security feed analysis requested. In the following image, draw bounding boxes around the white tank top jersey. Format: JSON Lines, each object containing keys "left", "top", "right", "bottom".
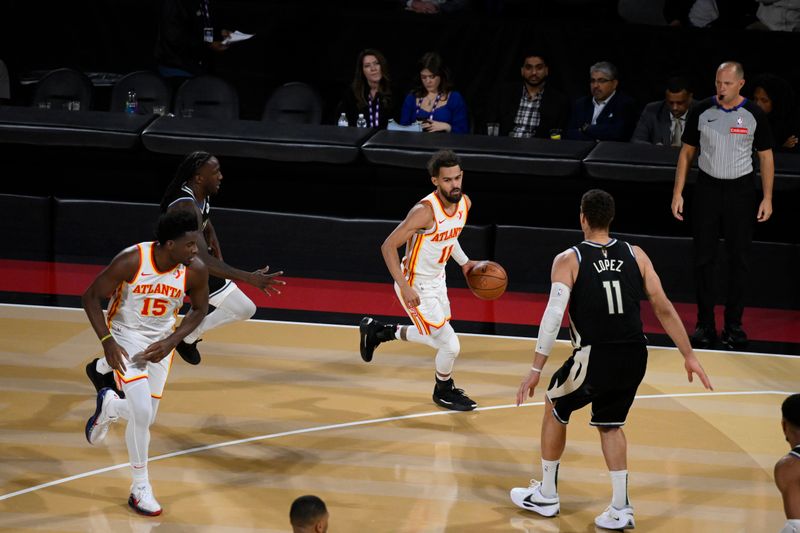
{"left": 402, "top": 191, "right": 468, "bottom": 286}
{"left": 107, "top": 242, "right": 187, "bottom": 341}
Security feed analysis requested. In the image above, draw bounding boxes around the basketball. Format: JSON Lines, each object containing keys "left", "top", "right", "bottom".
{"left": 466, "top": 260, "right": 508, "bottom": 300}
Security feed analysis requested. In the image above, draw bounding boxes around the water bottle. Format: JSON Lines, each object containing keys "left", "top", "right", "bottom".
{"left": 125, "top": 90, "right": 138, "bottom": 115}
{"left": 337, "top": 113, "right": 349, "bottom": 127}
{"left": 356, "top": 113, "right": 367, "bottom": 128}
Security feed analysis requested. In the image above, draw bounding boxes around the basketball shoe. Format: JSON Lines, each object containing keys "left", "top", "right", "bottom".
{"left": 86, "top": 358, "right": 124, "bottom": 399}
{"left": 176, "top": 339, "right": 202, "bottom": 365}
{"left": 432, "top": 378, "right": 477, "bottom": 411}
{"left": 128, "top": 482, "right": 162, "bottom": 516}
{"left": 510, "top": 480, "right": 560, "bottom": 517}
{"left": 594, "top": 505, "right": 635, "bottom": 530}
{"left": 359, "top": 317, "right": 396, "bottom": 362}
{"left": 85, "top": 387, "right": 119, "bottom": 445}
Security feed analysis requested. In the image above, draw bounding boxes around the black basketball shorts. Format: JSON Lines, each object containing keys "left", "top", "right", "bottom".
{"left": 546, "top": 342, "right": 648, "bottom": 426}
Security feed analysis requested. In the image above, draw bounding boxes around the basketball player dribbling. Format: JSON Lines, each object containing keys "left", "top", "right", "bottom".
{"left": 82, "top": 210, "right": 209, "bottom": 516}
{"left": 510, "top": 189, "right": 713, "bottom": 529}
{"left": 359, "top": 149, "right": 481, "bottom": 411}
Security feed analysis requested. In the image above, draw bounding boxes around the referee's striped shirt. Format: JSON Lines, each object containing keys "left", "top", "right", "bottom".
{"left": 682, "top": 96, "right": 773, "bottom": 180}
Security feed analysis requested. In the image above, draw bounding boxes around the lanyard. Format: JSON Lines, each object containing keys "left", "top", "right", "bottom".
{"left": 200, "top": 0, "right": 211, "bottom": 26}
{"left": 368, "top": 93, "right": 380, "bottom": 127}
{"left": 416, "top": 93, "right": 442, "bottom": 121}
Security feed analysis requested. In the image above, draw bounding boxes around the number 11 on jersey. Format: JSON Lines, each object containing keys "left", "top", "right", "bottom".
{"left": 602, "top": 280, "right": 624, "bottom": 314}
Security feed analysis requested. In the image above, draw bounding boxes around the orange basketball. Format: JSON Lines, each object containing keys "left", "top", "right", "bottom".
{"left": 466, "top": 260, "right": 508, "bottom": 300}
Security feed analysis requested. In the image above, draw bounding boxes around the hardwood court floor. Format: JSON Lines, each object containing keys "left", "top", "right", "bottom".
{"left": 0, "top": 304, "right": 796, "bottom": 532}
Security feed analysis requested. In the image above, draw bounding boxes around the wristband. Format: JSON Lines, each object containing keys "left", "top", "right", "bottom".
{"left": 100, "top": 333, "right": 113, "bottom": 343}
{"left": 530, "top": 366, "right": 542, "bottom": 374}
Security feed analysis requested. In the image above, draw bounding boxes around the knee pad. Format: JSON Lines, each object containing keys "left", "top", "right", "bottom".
{"left": 432, "top": 324, "right": 460, "bottom": 358}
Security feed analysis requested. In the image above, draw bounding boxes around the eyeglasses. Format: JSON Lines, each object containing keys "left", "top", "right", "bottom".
{"left": 590, "top": 78, "right": 612, "bottom": 85}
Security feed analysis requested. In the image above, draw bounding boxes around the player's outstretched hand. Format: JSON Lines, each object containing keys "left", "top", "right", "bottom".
{"left": 684, "top": 353, "right": 713, "bottom": 390}
{"left": 516, "top": 369, "right": 541, "bottom": 406}
{"left": 249, "top": 266, "right": 285, "bottom": 296}
{"left": 103, "top": 339, "right": 130, "bottom": 374}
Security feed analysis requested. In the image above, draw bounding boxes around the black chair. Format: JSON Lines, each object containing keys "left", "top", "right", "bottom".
{"left": 262, "top": 82, "right": 323, "bottom": 125}
{"left": 174, "top": 75, "right": 239, "bottom": 120}
{"left": 110, "top": 71, "right": 171, "bottom": 114}
{"left": 31, "top": 68, "right": 92, "bottom": 111}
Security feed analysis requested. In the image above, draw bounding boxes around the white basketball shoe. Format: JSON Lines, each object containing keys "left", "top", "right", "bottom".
{"left": 594, "top": 505, "right": 635, "bottom": 530}
{"left": 128, "top": 482, "right": 162, "bottom": 516}
{"left": 85, "top": 387, "right": 119, "bottom": 445}
{"left": 510, "top": 480, "right": 560, "bottom": 517}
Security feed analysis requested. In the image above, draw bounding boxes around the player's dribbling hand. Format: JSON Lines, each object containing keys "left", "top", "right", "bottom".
{"left": 684, "top": 353, "right": 713, "bottom": 390}
{"left": 461, "top": 260, "right": 479, "bottom": 278}
{"left": 250, "top": 266, "right": 286, "bottom": 296}
{"left": 103, "top": 340, "right": 130, "bottom": 374}
{"left": 516, "top": 370, "right": 541, "bottom": 406}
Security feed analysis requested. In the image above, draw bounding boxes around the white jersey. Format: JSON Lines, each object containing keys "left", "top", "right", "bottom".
{"left": 107, "top": 242, "right": 187, "bottom": 342}
{"left": 403, "top": 191, "right": 468, "bottom": 286}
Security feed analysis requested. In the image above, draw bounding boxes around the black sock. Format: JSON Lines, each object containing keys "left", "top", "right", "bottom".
{"left": 375, "top": 324, "right": 396, "bottom": 342}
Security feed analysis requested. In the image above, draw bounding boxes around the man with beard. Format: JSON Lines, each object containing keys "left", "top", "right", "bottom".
{"left": 359, "top": 150, "right": 482, "bottom": 411}
{"left": 566, "top": 61, "right": 637, "bottom": 141}
{"left": 488, "top": 52, "right": 569, "bottom": 138}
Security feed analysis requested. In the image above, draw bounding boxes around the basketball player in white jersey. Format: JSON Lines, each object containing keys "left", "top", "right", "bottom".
{"left": 776, "top": 394, "right": 800, "bottom": 533}
{"left": 82, "top": 210, "right": 209, "bottom": 516}
{"left": 360, "top": 150, "right": 481, "bottom": 411}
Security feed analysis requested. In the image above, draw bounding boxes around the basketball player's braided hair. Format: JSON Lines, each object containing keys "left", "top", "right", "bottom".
{"left": 159, "top": 151, "right": 214, "bottom": 213}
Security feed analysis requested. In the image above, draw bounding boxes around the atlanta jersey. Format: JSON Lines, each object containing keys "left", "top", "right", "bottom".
{"left": 402, "top": 191, "right": 468, "bottom": 287}
{"left": 107, "top": 242, "right": 187, "bottom": 342}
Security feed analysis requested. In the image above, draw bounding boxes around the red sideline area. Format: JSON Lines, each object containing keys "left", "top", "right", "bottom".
{"left": 2, "top": 259, "right": 798, "bottom": 344}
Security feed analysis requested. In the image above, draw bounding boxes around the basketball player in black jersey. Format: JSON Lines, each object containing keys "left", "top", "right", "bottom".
{"left": 776, "top": 394, "right": 800, "bottom": 533}
{"left": 85, "top": 152, "right": 285, "bottom": 392}
{"left": 510, "top": 189, "right": 713, "bottom": 530}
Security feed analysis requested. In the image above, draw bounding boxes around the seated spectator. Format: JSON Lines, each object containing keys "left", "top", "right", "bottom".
{"left": 664, "top": 0, "right": 756, "bottom": 28}
{"left": 632, "top": 76, "right": 696, "bottom": 146}
{"left": 751, "top": 73, "right": 800, "bottom": 151}
{"left": 403, "top": 0, "right": 469, "bottom": 14}
{"left": 336, "top": 49, "right": 396, "bottom": 128}
{"left": 290, "top": 495, "right": 329, "bottom": 533}
{"left": 565, "top": 61, "right": 637, "bottom": 141}
{"left": 399, "top": 52, "right": 469, "bottom": 134}
{"left": 487, "top": 51, "right": 569, "bottom": 138}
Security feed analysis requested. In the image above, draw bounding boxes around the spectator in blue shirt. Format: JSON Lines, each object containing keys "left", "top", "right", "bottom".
{"left": 400, "top": 52, "right": 469, "bottom": 134}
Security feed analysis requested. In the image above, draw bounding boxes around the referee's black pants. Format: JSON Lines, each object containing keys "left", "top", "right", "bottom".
{"left": 692, "top": 171, "right": 757, "bottom": 329}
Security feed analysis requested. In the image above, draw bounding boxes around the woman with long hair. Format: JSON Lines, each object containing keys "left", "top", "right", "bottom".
{"left": 399, "top": 52, "right": 469, "bottom": 134}
{"left": 336, "top": 48, "right": 394, "bottom": 128}
{"left": 751, "top": 73, "right": 799, "bottom": 151}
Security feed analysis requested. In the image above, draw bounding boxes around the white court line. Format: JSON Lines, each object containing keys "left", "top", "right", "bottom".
{"left": 1, "top": 302, "right": 798, "bottom": 359}
{"left": 0, "top": 389, "right": 792, "bottom": 502}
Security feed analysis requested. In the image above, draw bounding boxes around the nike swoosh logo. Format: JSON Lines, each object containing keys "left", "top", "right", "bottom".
{"left": 707, "top": 118, "right": 718, "bottom": 122}
{"left": 362, "top": 333, "right": 367, "bottom": 347}
{"left": 140, "top": 272, "right": 152, "bottom": 276}
{"left": 438, "top": 219, "right": 445, "bottom": 224}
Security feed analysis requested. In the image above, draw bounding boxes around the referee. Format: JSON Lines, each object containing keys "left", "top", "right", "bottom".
{"left": 671, "top": 61, "right": 774, "bottom": 350}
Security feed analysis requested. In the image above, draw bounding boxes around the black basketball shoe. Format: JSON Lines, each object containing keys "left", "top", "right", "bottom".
{"left": 359, "top": 317, "right": 396, "bottom": 362}
{"left": 721, "top": 323, "right": 748, "bottom": 350}
{"left": 176, "top": 339, "right": 202, "bottom": 365}
{"left": 85, "top": 358, "right": 124, "bottom": 399}
{"left": 433, "top": 378, "right": 477, "bottom": 411}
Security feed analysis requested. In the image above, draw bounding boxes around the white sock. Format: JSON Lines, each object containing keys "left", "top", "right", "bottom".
{"left": 96, "top": 358, "right": 112, "bottom": 375}
{"left": 610, "top": 470, "right": 629, "bottom": 508}
{"left": 184, "top": 288, "right": 255, "bottom": 344}
{"left": 541, "top": 459, "right": 560, "bottom": 497}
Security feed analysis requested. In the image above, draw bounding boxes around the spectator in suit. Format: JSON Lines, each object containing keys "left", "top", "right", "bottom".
{"left": 751, "top": 73, "right": 799, "bottom": 151}
{"left": 566, "top": 61, "right": 637, "bottom": 141}
{"left": 399, "top": 52, "right": 469, "bottom": 134}
{"left": 632, "top": 76, "right": 696, "bottom": 146}
{"left": 487, "top": 52, "right": 569, "bottom": 138}
{"left": 336, "top": 49, "right": 396, "bottom": 128}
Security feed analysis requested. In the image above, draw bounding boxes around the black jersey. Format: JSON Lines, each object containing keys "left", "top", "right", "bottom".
{"left": 163, "top": 184, "right": 211, "bottom": 230}
{"left": 568, "top": 239, "right": 646, "bottom": 347}
{"left": 791, "top": 445, "right": 800, "bottom": 459}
